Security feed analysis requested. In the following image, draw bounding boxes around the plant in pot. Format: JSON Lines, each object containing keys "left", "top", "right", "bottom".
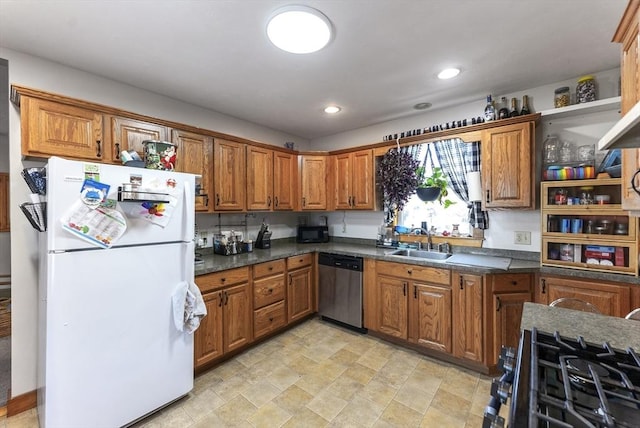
{"left": 416, "top": 166, "right": 456, "bottom": 209}
{"left": 377, "top": 149, "right": 420, "bottom": 224}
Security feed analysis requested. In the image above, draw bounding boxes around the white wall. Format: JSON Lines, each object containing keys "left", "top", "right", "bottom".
{"left": 0, "top": 47, "right": 309, "bottom": 397}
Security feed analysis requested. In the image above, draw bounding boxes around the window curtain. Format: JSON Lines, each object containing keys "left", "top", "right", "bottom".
{"left": 432, "top": 139, "right": 489, "bottom": 229}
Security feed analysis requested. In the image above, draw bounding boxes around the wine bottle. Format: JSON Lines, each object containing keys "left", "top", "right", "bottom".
{"left": 498, "top": 96, "right": 509, "bottom": 119}
{"left": 509, "top": 97, "right": 519, "bottom": 117}
{"left": 520, "top": 95, "right": 531, "bottom": 115}
{"left": 484, "top": 95, "right": 496, "bottom": 121}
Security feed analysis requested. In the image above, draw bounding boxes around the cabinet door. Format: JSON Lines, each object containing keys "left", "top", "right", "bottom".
{"left": 194, "top": 290, "right": 224, "bottom": 368}
{"left": 172, "top": 129, "right": 213, "bottom": 212}
{"left": 481, "top": 122, "right": 533, "bottom": 209}
{"left": 618, "top": 8, "right": 640, "bottom": 211}
{"left": 247, "top": 146, "right": 273, "bottom": 211}
{"left": 333, "top": 153, "right": 352, "bottom": 210}
{"left": 377, "top": 275, "right": 408, "bottom": 339}
{"left": 21, "top": 97, "right": 105, "bottom": 160}
{"left": 452, "top": 273, "right": 483, "bottom": 362}
{"left": 273, "top": 151, "right": 296, "bottom": 210}
{"left": 489, "top": 292, "right": 530, "bottom": 367}
{"left": 539, "top": 276, "right": 630, "bottom": 317}
{"left": 111, "top": 116, "right": 168, "bottom": 163}
{"left": 213, "top": 139, "right": 246, "bottom": 211}
{"left": 288, "top": 266, "right": 313, "bottom": 323}
{"left": 0, "top": 173, "right": 9, "bottom": 232}
{"left": 409, "top": 282, "right": 452, "bottom": 353}
{"left": 223, "top": 282, "right": 252, "bottom": 353}
{"left": 299, "top": 155, "right": 327, "bottom": 210}
{"left": 351, "top": 149, "right": 374, "bottom": 209}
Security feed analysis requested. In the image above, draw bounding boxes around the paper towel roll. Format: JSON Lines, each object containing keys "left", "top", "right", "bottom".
{"left": 467, "top": 171, "right": 482, "bottom": 202}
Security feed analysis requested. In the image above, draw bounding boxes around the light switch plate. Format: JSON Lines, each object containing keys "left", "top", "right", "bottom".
{"left": 514, "top": 231, "right": 531, "bottom": 245}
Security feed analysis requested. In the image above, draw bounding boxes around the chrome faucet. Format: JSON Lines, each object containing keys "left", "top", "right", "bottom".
{"left": 411, "top": 227, "right": 433, "bottom": 251}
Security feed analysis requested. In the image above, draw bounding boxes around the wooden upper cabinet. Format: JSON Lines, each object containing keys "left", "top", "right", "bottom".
{"left": 247, "top": 146, "right": 273, "bottom": 211}
{"left": 481, "top": 121, "right": 534, "bottom": 210}
{"left": 111, "top": 117, "right": 168, "bottom": 163}
{"left": 299, "top": 155, "right": 327, "bottom": 210}
{"left": 213, "top": 138, "right": 246, "bottom": 211}
{"left": 20, "top": 97, "right": 105, "bottom": 161}
{"left": 615, "top": 1, "right": 640, "bottom": 211}
{"left": 172, "top": 129, "right": 213, "bottom": 212}
{"left": 0, "top": 173, "right": 9, "bottom": 232}
{"left": 273, "top": 151, "right": 296, "bottom": 211}
{"left": 333, "top": 149, "right": 374, "bottom": 210}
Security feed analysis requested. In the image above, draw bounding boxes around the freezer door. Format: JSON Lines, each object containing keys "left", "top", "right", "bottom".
{"left": 47, "top": 157, "right": 195, "bottom": 252}
{"left": 39, "top": 242, "right": 194, "bottom": 428}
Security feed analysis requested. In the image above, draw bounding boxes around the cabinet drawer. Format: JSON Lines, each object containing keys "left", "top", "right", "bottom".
{"left": 287, "top": 253, "right": 313, "bottom": 270}
{"left": 197, "top": 267, "right": 249, "bottom": 293}
{"left": 377, "top": 261, "right": 450, "bottom": 285}
{"left": 490, "top": 273, "right": 532, "bottom": 293}
{"left": 253, "top": 259, "right": 286, "bottom": 279}
{"left": 254, "top": 301, "right": 286, "bottom": 339}
{"left": 254, "top": 274, "right": 285, "bottom": 309}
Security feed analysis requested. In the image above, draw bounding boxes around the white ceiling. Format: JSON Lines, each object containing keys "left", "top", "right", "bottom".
{"left": 0, "top": 0, "right": 628, "bottom": 140}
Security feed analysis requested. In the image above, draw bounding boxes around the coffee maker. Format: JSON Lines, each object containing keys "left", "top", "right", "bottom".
{"left": 255, "top": 221, "right": 272, "bottom": 249}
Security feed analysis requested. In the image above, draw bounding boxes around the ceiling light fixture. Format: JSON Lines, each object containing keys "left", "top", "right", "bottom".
{"left": 413, "top": 102, "right": 432, "bottom": 110}
{"left": 324, "top": 105, "right": 341, "bottom": 114}
{"left": 437, "top": 68, "right": 461, "bottom": 80}
{"left": 267, "top": 5, "right": 333, "bottom": 54}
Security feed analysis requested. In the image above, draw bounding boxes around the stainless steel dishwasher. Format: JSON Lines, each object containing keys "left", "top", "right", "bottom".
{"left": 318, "top": 252, "right": 366, "bottom": 332}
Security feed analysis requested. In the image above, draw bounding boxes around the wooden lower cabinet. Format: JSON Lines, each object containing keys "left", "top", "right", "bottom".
{"left": 194, "top": 289, "right": 224, "bottom": 367}
{"left": 194, "top": 268, "right": 252, "bottom": 370}
{"left": 377, "top": 275, "right": 408, "bottom": 339}
{"left": 253, "top": 259, "right": 287, "bottom": 340}
{"left": 287, "top": 253, "right": 314, "bottom": 323}
{"left": 288, "top": 266, "right": 313, "bottom": 322}
{"left": 452, "top": 272, "right": 483, "bottom": 362}
{"left": 537, "top": 275, "right": 631, "bottom": 317}
{"left": 408, "top": 282, "right": 452, "bottom": 353}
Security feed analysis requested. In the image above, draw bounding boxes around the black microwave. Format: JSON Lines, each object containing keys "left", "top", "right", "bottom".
{"left": 297, "top": 225, "right": 329, "bottom": 243}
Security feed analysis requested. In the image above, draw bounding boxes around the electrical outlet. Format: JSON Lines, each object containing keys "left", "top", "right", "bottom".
{"left": 514, "top": 231, "right": 531, "bottom": 245}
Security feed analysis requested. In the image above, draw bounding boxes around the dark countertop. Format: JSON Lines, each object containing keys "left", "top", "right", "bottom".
{"left": 194, "top": 241, "right": 540, "bottom": 276}
{"left": 521, "top": 302, "right": 640, "bottom": 350}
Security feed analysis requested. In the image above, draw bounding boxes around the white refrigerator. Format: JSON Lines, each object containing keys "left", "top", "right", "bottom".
{"left": 37, "top": 157, "right": 196, "bottom": 428}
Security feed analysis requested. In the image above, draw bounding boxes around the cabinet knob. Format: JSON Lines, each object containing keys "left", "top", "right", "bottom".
{"left": 275, "top": 196, "right": 279, "bottom": 208}
{"left": 511, "top": 281, "right": 518, "bottom": 286}
{"left": 218, "top": 291, "right": 223, "bottom": 307}
{"left": 496, "top": 296, "right": 502, "bottom": 311}
{"left": 269, "top": 316, "right": 274, "bottom": 322}
{"left": 268, "top": 288, "right": 273, "bottom": 294}
{"left": 407, "top": 269, "right": 412, "bottom": 275}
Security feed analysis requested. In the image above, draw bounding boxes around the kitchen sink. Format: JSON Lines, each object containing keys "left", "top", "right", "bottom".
{"left": 386, "top": 248, "right": 451, "bottom": 261}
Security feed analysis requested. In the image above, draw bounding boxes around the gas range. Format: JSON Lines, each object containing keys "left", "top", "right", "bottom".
{"left": 485, "top": 328, "right": 640, "bottom": 428}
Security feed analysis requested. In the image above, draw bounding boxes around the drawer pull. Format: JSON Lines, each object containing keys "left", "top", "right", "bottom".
{"left": 96, "top": 140, "right": 102, "bottom": 158}
{"left": 268, "top": 266, "right": 273, "bottom": 271}
{"left": 221, "top": 277, "right": 226, "bottom": 283}
{"left": 541, "top": 279, "right": 546, "bottom": 294}
{"left": 268, "top": 288, "right": 273, "bottom": 294}
{"left": 496, "top": 296, "right": 502, "bottom": 312}
{"left": 407, "top": 269, "right": 412, "bottom": 275}
{"left": 269, "top": 316, "right": 274, "bottom": 322}
{"left": 511, "top": 281, "right": 517, "bottom": 286}
{"left": 218, "top": 291, "right": 223, "bottom": 307}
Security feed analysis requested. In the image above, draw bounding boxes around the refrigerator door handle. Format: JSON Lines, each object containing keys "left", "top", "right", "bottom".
{"left": 182, "top": 180, "right": 195, "bottom": 243}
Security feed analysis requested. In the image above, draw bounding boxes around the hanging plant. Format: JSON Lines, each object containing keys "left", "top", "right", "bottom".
{"left": 416, "top": 166, "right": 456, "bottom": 208}
{"left": 377, "top": 149, "right": 419, "bottom": 221}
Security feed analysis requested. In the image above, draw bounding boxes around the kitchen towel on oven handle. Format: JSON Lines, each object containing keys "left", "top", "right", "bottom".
{"left": 172, "top": 281, "right": 207, "bottom": 334}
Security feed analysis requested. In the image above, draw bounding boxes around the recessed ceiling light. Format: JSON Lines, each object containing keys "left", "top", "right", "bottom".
{"left": 413, "top": 102, "right": 432, "bottom": 110}
{"left": 267, "top": 5, "right": 333, "bottom": 54}
{"left": 324, "top": 105, "right": 341, "bottom": 114}
{"left": 437, "top": 68, "right": 461, "bottom": 80}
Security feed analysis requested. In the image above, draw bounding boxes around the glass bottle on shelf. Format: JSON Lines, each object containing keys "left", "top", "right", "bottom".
{"left": 520, "top": 95, "right": 531, "bottom": 115}
{"left": 484, "top": 95, "right": 496, "bottom": 121}
{"left": 509, "top": 97, "right": 519, "bottom": 117}
{"left": 498, "top": 96, "right": 509, "bottom": 119}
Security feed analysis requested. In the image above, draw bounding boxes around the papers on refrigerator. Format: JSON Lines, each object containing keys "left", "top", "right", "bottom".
{"left": 61, "top": 200, "right": 127, "bottom": 249}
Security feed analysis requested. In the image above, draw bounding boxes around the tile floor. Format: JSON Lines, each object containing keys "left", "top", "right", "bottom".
{"left": 1, "top": 318, "right": 497, "bottom": 427}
